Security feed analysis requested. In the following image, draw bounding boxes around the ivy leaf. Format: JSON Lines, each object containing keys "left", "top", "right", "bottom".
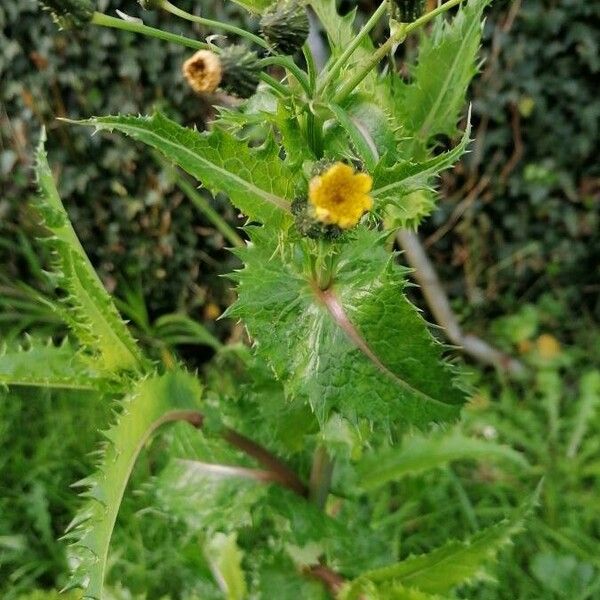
{"left": 35, "top": 130, "right": 147, "bottom": 374}
{"left": 344, "top": 491, "right": 539, "bottom": 596}
{"left": 392, "top": 0, "right": 489, "bottom": 152}
{"left": 76, "top": 112, "right": 294, "bottom": 227}
{"left": 228, "top": 228, "right": 465, "bottom": 433}
{"left": 65, "top": 370, "right": 203, "bottom": 599}
{"left": 0, "top": 338, "right": 108, "bottom": 392}
{"left": 357, "top": 428, "right": 528, "bottom": 491}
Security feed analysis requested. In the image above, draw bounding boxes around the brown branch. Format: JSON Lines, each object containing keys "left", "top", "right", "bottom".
{"left": 222, "top": 428, "right": 309, "bottom": 498}
{"left": 396, "top": 229, "right": 527, "bottom": 377}
{"left": 306, "top": 564, "right": 346, "bottom": 597}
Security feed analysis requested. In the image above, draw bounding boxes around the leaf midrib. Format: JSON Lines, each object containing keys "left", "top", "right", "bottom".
{"left": 97, "top": 118, "right": 291, "bottom": 214}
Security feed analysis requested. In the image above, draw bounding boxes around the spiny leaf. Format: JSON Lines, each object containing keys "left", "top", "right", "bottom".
{"left": 228, "top": 227, "right": 465, "bottom": 434}
{"left": 372, "top": 122, "right": 471, "bottom": 220}
{"left": 35, "top": 130, "right": 146, "bottom": 374}
{"left": 310, "top": 0, "right": 376, "bottom": 92}
{"left": 65, "top": 370, "right": 203, "bottom": 599}
{"left": 357, "top": 428, "right": 529, "bottom": 491}
{"left": 75, "top": 112, "right": 295, "bottom": 227}
{"left": 392, "top": 0, "right": 489, "bottom": 155}
{"left": 345, "top": 490, "right": 540, "bottom": 596}
{"left": 340, "top": 579, "right": 449, "bottom": 600}
{"left": 0, "top": 337, "right": 108, "bottom": 391}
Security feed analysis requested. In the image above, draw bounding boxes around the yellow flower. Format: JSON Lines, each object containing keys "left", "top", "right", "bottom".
{"left": 308, "top": 163, "right": 373, "bottom": 229}
{"left": 536, "top": 334, "right": 561, "bottom": 359}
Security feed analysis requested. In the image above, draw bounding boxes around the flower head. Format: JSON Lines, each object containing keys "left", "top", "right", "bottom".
{"left": 308, "top": 162, "right": 373, "bottom": 229}
{"left": 260, "top": 0, "right": 310, "bottom": 56}
{"left": 182, "top": 50, "right": 223, "bottom": 95}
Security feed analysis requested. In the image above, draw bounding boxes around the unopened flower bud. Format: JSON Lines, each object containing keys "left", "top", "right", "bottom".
{"left": 389, "top": 0, "right": 425, "bottom": 23}
{"left": 219, "top": 45, "right": 262, "bottom": 99}
{"left": 183, "top": 50, "right": 223, "bottom": 94}
{"left": 40, "top": 0, "right": 94, "bottom": 29}
{"left": 260, "top": 0, "right": 309, "bottom": 56}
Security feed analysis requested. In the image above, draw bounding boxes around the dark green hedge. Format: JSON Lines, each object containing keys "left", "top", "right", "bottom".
{"left": 1, "top": 0, "right": 250, "bottom": 319}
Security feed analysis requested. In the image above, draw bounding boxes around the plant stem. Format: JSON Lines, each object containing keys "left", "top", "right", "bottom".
{"left": 92, "top": 11, "right": 209, "bottom": 51}
{"left": 161, "top": 0, "right": 270, "bottom": 50}
{"left": 259, "top": 56, "right": 312, "bottom": 96}
{"left": 333, "top": 0, "right": 467, "bottom": 104}
{"left": 91, "top": 12, "right": 289, "bottom": 97}
{"left": 404, "top": 0, "right": 466, "bottom": 36}
{"left": 166, "top": 165, "right": 244, "bottom": 248}
{"left": 223, "top": 429, "right": 309, "bottom": 497}
{"left": 309, "top": 445, "right": 334, "bottom": 509}
{"left": 317, "top": 0, "right": 387, "bottom": 95}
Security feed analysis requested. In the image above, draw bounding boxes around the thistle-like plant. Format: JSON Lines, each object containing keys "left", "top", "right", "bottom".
{"left": 2, "top": 0, "right": 539, "bottom": 597}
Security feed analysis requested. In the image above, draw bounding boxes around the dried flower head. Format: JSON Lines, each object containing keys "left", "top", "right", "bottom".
{"left": 182, "top": 50, "right": 223, "bottom": 95}
{"left": 308, "top": 163, "right": 373, "bottom": 229}
{"left": 260, "top": 0, "right": 310, "bottom": 56}
{"left": 40, "top": 0, "right": 94, "bottom": 28}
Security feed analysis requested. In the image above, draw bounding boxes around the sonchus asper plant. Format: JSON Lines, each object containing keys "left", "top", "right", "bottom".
{"left": 1, "top": 0, "right": 536, "bottom": 596}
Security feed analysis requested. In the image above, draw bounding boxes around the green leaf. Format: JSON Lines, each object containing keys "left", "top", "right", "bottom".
{"left": 205, "top": 532, "right": 247, "bottom": 600}
{"left": 328, "top": 103, "right": 379, "bottom": 170}
{"left": 0, "top": 338, "right": 107, "bottom": 391}
{"left": 77, "top": 112, "right": 294, "bottom": 227}
{"left": 35, "top": 131, "right": 147, "bottom": 374}
{"left": 228, "top": 227, "right": 465, "bottom": 432}
{"left": 357, "top": 428, "right": 529, "bottom": 491}
{"left": 346, "top": 493, "right": 538, "bottom": 595}
{"left": 310, "top": 0, "right": 367, "bottom": 57}
{"left": 310, "top": 0, "right": 376, "bottom": 92}
{"left": 372, "top": 123, "right": 471, "bottom": 220}
{"left": 65, "top": 370, "right": 203, "bottom": 599}
{"left": 392, "top": 0, "right": 489, "bottom": 151}
{"left": 340, "top": 579, "right": 449, "bottom": 600}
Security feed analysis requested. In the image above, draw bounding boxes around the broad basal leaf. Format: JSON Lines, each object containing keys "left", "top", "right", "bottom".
{"left": 392, "top": 0, "right": 489, "bottom": 153}
{"left": 35, "top": 131, "right": 146, "bottom": 374}
{"left": 78, "top": 112, "right": 294, "bottom": 227}
{"left": 357, "top": 428, "right": 528, "bottom": 490}
{"left": 65, "top": 370, "right": 203, "bottom": 599}
{"left": 228, "top": 228, "right": 465, "bottom": 432}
